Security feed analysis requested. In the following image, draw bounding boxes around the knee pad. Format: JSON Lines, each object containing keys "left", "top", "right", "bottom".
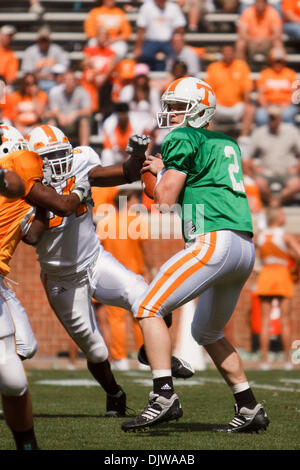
{"left": 86, "top": 343, "right": 108, "bottom": 363}
{"left": 16, "top": 338, "right": 38, "bottom": 360}
{"left": 0, "top": 336, "right": 28, "bottom": 397}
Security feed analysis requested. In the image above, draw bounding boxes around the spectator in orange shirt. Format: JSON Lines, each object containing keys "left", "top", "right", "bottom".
{"left": 9, "top": 73, "right": 48, "bottom": 136}
{"left": 205, "top": 45, "right": 255, "bottom": 138}
{"left": 81, "top": 26, "right": 118, "bottom": 117}
{"left": 255, "top": 47, "right": 299, "bottom": 126}
{"left": 84, "top": 0, "right": 131, "bottom": 60}
{"left": 97, "top": 189, "right": 150, "bottom": 370}
{"left": 282, "top": 0, "right": 300, "bottom": 38}
{"left": 236, "top": 0, "right": 283, "bottom": 61}
{"left": 256, "top": 207, "right": 300, "bottom": 369}
{"left": 0, "top": 25, "right": 19, "bottom": 87}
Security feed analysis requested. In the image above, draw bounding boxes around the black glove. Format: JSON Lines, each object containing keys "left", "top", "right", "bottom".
{"left": 126, "top": 134, "right": 151, "bottom": 159}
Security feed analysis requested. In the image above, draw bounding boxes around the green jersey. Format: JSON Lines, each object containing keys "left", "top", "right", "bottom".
{"left": 161, "top": 127, "right": 253, "bottom": 242}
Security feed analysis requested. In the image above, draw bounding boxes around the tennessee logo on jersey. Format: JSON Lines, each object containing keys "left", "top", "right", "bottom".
{"left": 0, "top": 149, "right": 43, "bottom": 276}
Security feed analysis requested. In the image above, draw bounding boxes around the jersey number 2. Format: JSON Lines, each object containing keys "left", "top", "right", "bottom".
{"left": 224, "top": 146, "right": 245, "bottom": 193}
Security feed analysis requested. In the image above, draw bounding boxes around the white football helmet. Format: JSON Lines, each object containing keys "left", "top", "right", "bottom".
{"left": 157, "top": 77, "right": 216, "bottom": 129}
{"left": 27, "top": 125, "right": 73, "bottom": 181}
{"left": 0, "top": 124, "right": 28, "bottom": 157}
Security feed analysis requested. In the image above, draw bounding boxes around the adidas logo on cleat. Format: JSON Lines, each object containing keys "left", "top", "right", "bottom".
{"left": 161, "top": 384, "right": 172, "bottom": 390}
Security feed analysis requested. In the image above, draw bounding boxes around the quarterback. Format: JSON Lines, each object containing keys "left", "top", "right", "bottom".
{"left": 122, "top": 77, "right": 270, "bottom": 433}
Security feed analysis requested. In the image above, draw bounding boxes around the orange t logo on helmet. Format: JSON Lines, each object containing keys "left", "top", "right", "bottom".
{"left": 196, "top": 82, "right": 215, "bottom": 106}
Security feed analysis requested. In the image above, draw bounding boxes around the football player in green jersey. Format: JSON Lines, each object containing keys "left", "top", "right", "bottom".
{"left": 122, "top": 77, "right": 270, "bottom": 434}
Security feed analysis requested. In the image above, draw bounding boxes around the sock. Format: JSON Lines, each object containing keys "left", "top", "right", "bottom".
{"left": 153, "top": 374, "right": 174, "bottom": 399}
{"left": 12, "top": 428, "right": 39, "bottom": 450}
{"left": 87, "top": 360, "right": 121, "bottom": 396}
{"left": 232, "top": 383, "right": 257, "bottom": 410}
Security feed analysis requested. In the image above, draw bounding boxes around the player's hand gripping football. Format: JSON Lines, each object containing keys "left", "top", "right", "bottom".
{"left": 125, "top": 134, "right": 151, "bottom": 159}
{"left": 141, "top": 153, "right": 165, "bottom": 176}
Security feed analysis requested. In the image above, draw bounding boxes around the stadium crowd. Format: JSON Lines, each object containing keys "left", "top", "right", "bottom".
{"left": 1, "top": 0, "right": 300, "bottom": 372}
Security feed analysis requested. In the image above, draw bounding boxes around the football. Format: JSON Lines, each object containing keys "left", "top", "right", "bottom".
{"left": 141, "top": 170, "right": 157, "bottom": 200}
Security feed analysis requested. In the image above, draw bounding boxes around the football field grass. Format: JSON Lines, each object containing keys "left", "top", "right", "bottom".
{"left": 0, "top": 368, "right": 299, "bottom": 451}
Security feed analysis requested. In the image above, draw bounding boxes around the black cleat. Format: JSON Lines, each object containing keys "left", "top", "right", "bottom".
{"left": 171, "top": 356, "right": 194, "bottom": 379}
{"left": 137, "top": 345, "right": 194, "bottom": 379}
{"left": 213, "top": 403, "right": 270, "bottom": 433}
{"left": 105, "top": 388, "right": 127, "bottom": 417}
{"left": 121, "top": 392, "right": 183, "bottom": 432}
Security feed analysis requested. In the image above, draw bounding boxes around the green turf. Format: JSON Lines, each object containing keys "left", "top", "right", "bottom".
{"left": 0, "top": 369, "right": 299, "bottom": 450}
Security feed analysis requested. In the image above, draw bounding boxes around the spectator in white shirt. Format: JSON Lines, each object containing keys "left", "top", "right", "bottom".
{"left": 166, "top": 32, "right": 201, "bottom": 76}
{"left": 47, "top": 70, "right": 92, "bottom": 146}
{"left": 133, "top": 0, "right": 186, "bottom": 71}
{"left": 21, "top": 26, "right": 70, "bottom": 93}
{"left": 119, "top": 63, "right": 160, "bottom": 134}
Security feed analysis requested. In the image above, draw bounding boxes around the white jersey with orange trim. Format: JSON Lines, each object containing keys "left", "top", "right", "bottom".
{"left": 256, "top": 226, "right": 290, "bottom": 267}
{"left": 13, "top": 144, "right": 149, "bottom": 363}
{"left": 35, "top": 146, "right": 103, "bottom": 276}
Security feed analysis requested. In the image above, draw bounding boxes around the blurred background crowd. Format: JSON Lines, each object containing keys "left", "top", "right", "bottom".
{"left": 1, "top": 0, "right": 300, "bottom": 372}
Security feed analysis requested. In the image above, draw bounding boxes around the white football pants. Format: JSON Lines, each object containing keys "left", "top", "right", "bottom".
{"left": 0, "top": 277, "right": 37, "bottom": 359}
{"left": 133, "top": 230, "right": 255, "bottom": 345}
{"left": 41, "top": 250, "right": 148, "bottom": 362}
{"left": 0, "top": 278, "right": 29, "bottom": 396}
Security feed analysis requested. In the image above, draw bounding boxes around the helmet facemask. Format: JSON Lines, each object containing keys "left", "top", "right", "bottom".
{"left": 39, "top": 144, "right": 73, "bottom": 182}
{"left": 157, "top": 97, "right": 199, "bottom": 129}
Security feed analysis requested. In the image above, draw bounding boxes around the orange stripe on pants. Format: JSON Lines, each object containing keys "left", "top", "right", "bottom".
{"left": 136, "top": 235, "right": 206, "bottom": 318}
{"left": 137, "top": 231, "right": 217, "bottom": 318}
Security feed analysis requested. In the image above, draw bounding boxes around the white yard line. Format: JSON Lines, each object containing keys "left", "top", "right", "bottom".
{"left": 35, "top": 375, "right": 300, "bottom": 393}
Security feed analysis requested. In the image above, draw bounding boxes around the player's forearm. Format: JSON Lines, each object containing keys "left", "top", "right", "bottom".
{"left": 22, "top": 206, "right": 48, "bottom": 246}
{"left": 88, "top": 163, "right": 128, "bottom": 187}
{"left": 26, "top": 182, "right": 81, "bottom": 217}
{"left": 0, "top": 169, "right": 25, "bottom": 198}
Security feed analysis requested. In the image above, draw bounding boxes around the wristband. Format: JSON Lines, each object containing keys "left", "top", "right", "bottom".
{"left": 71, "top": 189, "right": 84, "bottom": 202}
{"left": 155, "top": 168, "right": 166, "bottom": 187}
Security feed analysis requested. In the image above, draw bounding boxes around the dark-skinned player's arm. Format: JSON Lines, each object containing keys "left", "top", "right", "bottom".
{"left": 0, "top": 168, "right": 25, "bottom": 198}
{"left": 88, "top": 135, "right": 150, "bottom": 186}
{"left": 22, "top": 205, "right": 49, "bottom": 246}
{"left": 25, "top": 178, "right": 90, "bottom": 217}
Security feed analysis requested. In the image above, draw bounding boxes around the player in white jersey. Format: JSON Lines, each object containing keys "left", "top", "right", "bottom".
{"left": 19, "top": 125, "right": 149, "bottom": 416}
